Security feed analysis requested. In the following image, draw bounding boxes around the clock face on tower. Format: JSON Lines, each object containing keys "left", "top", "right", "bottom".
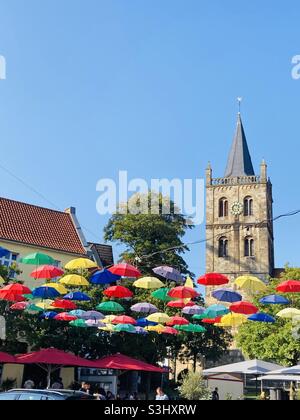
{"left": 231, "top": 201, "right": 244, "bottom": 216}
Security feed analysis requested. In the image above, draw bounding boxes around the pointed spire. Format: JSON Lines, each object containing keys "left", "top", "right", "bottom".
{"left": 224, "top": 113, "right": 255, "bottom": 177}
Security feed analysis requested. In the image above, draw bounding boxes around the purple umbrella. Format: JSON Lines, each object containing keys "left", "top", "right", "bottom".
{"left": 153, "top": 266, "right": 183, "bottom": 283}
{"left": 182, "top": 305, "right": 205, "bottom": 315}
{"left": 131, "top": 302, "right": 158, "bottom": 314}
{"left": 135, "top": 326, "right": 149, "bottom": 335}
{"left": 212, "top": 288, "right": 242, "bottom": 303}
{"left": 81, "top": 311, "right": 105, "bottom": 321}
{"left": 85, "top": 319, "right": 105, "bottom": 328}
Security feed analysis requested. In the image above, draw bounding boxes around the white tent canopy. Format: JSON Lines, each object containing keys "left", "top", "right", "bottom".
{"left": 203, "top": 359, "right": 283, "bottom": 376}
{"left": 255, "top": 374, "right": 300, "bottom": 382}
{"left": 267, "top": 365, "right": 300, "bottom": 375}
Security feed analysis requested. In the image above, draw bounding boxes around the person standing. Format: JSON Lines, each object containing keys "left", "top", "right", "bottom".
{"left": 212, "top": 388, "right": 220, "bottom": 401}
{"left": 155, "top": 388, "right": 169, "bottom": 401}
{"left": 79, "top": 382, "right": 91, "bottom": 394}
{"left": 51, "top": 377, "right": 64, "bottom": 390}
{"left": 24, "top": 379, "right": 35, "bottom": 390}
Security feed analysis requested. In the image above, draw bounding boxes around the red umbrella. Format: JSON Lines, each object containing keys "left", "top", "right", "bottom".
{"left": 163, "top": 326, "right": 179, "bottom": 335}
{"left": 167, "top": 300, "right": 195, "bottom": 309}
{"left": 52, "top": 300, "right": 77, "bottom": 310}
{"left": 276, "top": 280, "right": 300, "bottom": 293}
{"left": 30, "top": 265, "right": 64, "bottom": 279}
{"left": 168, "top": 287, "right": 199, "bottom": 300}
{"left": 167, "top": 316, "right": 189, "bottom": 326}
{"left": 104, "top": 286, "right": 133, "bottom": 299}
{"left": 230, "top": 301, "right": 258, "bottom": 315}
{"left": 0, "top": 291, "right": 25, "bottom": 302}
{"left": 201, "top": 317, "right": 222, "bottom": 324}
{"left": 10, "top": 302, "right": 29, "bottom": 311}
{"left": 197, "top": 273, "right": 229, "bottom": 286}
{"left": 112, "top": 316, "right": 137, "bottom": 325}
{"left": 0, "top": 352, "right": 16, "bottom": 363}
{"left": 0, "top": 283, "right": 31, "bottom": 295}
{"left": 91, "top": 353, "right": 164, "bottom": 372}
{"left": 54, "top": 312, "right": 77, "bottom": 321}
{"left": 109, "top": 264, "right": 141, "bottom": 278}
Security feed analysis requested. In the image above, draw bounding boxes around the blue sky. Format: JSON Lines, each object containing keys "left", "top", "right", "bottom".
{"left": 0, "top": 0, "right": 299, "bottom": 275}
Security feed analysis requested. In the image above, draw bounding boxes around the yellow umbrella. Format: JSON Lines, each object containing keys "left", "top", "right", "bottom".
{"left": 276, "top": 308, "right": 300, "bottom": 319}
{"left": 147, "top": 312, "right": 171, "bottom": 324}
{"left": 221, "top": 313, "right": 247, "bottom": 327}
{"left": 99, "top": 324, "right": 114, "bottom": 332}
{"left": 59, "top": 275, "right": 89, "bottom": 287}
{"left": 35, "top": 300, "right": 55, "bottom": 310}
{"left": 65, "top": 258, "right": 98, "bottom": 270}
{"left": 102, "top": 315, "right": 116, "bottom": 324}
{"left": 184, "top": 277, "right": 194, "bottom": 304}
{"left": 234, "top": 276, "right": 267, "bottom": 292}
{"left": 145, "top": 324, "right": 165, "bottom": 333}
{"left": 133, "top": 277, "right": 165, "bottom": 290}
{"left": 42, "top": 283, "right": 68, "bottom": 295}
{"left": 0, "top": 276, "right": 4, "bottom": 285}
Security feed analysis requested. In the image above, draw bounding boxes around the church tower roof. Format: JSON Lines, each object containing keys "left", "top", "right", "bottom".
{"left": 224, "top": 113, "right": 255, "bottom": 177}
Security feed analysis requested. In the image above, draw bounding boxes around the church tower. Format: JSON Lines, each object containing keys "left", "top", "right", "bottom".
{"left": 205, "top": 113, "right": 275, "bottom": 285}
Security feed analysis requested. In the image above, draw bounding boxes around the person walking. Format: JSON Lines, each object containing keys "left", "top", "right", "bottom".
{"left": 155, "top": 387, "right": 169, "bottom": 401}
{"left": 212, "top": 388, "right": 220, "bottom": 401}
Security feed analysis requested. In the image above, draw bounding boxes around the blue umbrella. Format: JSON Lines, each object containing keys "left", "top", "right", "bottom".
{"left": 203, "top": 304, "right": 230, "bottom": 319}
{"left": 40, "top": 311, "right": 57, "bottom": 320}
{"left": 248, "top": 313, "right": 276, "bottom": 323}
{"left": 64, "top": 292, "right": 91, "bottom": 302}
{"left": 260, "top": 295, "right": 290, "bottom": 305}
{"left": 212, "top": 288, "right": 242, "bottom": 303}
{"left": 136, "top": 318, "right": 158, "bottom": 328}
{"left": 0, "top": 246, "right": 10, "bottom": 258}
{"left": 32, "top": 286, "right": 60, "bottom": 299}
{"left": 90, "top": 269, "right": 121, "bottom": 285}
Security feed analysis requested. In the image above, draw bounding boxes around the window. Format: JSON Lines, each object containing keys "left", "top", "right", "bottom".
{"left": 245, "top": 237, "right": 255, "bottom": 257}
{"left": 0, "top": 252, "right": 19, "bottom": 278}
{"left": 244, "top": 196, "right": 253, "bottom": 216}
{"left": 219, "top": 198, "right": 228, "bottom": 217}
{"left": 219, "top": 237, "right": 229, "bottom": 258}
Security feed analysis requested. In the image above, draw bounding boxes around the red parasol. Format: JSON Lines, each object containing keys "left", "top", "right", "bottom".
{"left": 109, "top": 264, "right": 141, "bottom": 278}
{"left": 230, "top": 301, "right": 258, "bottom": 315}
{"left": 112, "top": 315, "right": 137, "bottom": 325}
{"left": 54, "top": 313, "right": 77, "bottom": 321}
{"left": 201, "top": 317, "right": 222, "bottom": 324}
{"left": 163, "top": 326, "right": 179, "bottom": 335}
{"left": 276, "top": 280, "right": 300, "bottom": 293}
{"left": 167, "top": 300, "right": 195, "bottom": 309}
{"left": 0, "top": 283, "right": 31, "bottom": 295}
{"left": 167, "top": 316, "right": 189, "bottom": 326}
{"left": 52, "top": 300, "right": 77, "bottom": 310}
{"left": 0, "top": 352, "right": 16, "bottom": 364}
{"left": 30, "top": 265, "right": 64, "bottom": 279}
{"left": 168, "top": 287, "right": 200, "bottom": 300}
{"left": 10, "top": 302, "right": 29, "bottom": 311}
{"left": 197, "top": 273, "right": 229, "bottom": 286}
{"left": 104, "top": 286, "right": 133, "bottom": 299}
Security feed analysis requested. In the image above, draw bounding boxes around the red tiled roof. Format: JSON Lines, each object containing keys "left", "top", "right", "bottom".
{"left": 0, "top": 197, "right": 86, "bottom": 255}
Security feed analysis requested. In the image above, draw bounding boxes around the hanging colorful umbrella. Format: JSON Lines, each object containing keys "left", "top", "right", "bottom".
{"left": 52, "top": 299, "right": 77, "bottom": 310}
{"left": 21, "top": 253, "right": 55, "bottom": 266}
{"left": 182, "top": 305, "right": 205, "bottom": 315}
{"left": 109, "top": 264, "right": 141, "bottom": 278}
{"left": 145, "top": 324, "right": 166, "bottom": 333}
{"left": 175, "top": 324, "right": 206, "bottom": 333}
{"left": 69, "top": 319, "right": 88, "bottom": 328}
{"left": 10, "top": 301, "right": 29, "bottom": 311}
{"left": 0, "top": 276, "right": 4, "bottom": 285}
{"left": 133, "top": 277, "right": 165, "bottom": 290}
{"left": 152, "top": 266, "right": 183, "bottom": 283}
{"left": 42, "top": 283, "right": 68, "bottom": 295}
{"left": 0, "top": 246, "right": 10, "bottom": 258}
{"left": 0, "top": 283, "right": 31, "bottom": 296}
{"left": 147, "top": 312, "right": 171, "bottom": 324}
{"left": 135, "top": 327, "right": 148, "bottom": 335}
{"left": 102, "top": 315, "right": 117, "bottom": 324}
{"left": 114, "top": 323, "right": 136, "bottom": 333}
{"left": 54, "top": 313, "right": 78, "bottom": 322}
{"left": 32, "top": 286, "right": 60, "bottom": 300}
{"left": 112, "top": 316, "right": 137, "bottom": 325}
{"left": 35, "top": 300, "right": 55, "bottom": 310}
{"left": 163, "top": 326, "right": 179, "bottom": 335}
{"left": 201, "top": 317, "right": 223, "bottom": 324}
{"left": 136, "top": 318, "right": 157, "bottom": 328}
{"left": 104, "top": 286, "right": 133, "bottom": 299}
{"left": 192, "top": 314, "right": 207, "bottom": 321}
{"left": 96, "top": 301, "right": 125, "bottom": 313}
{"left": 198, "top": 273, "right": 229, "bottom": 286}
{"left": 230, "top": 301, "right": 259, "bottom": 315}
{"left": 90, "top": 269, "right": 121, "bottom": 285}
{"left": 221, "top": 313, "right": 248, "bottom": 327}
{"left": 151, "top": 288, "right": 174, "bottom": 302}
{"left": 99, "top": 324, "right": 115, "bottom": 332}
{"left": 167, "top": 300, "right": 195, "bottom": 309}
{"left": 234, "top": 276, "right": 267, "bottom": 292}
{"left": 276, "top": 280, "right": 300, "bottom": 293}
{"left": 130, "top": 302, "right": 158, "bottom": 314}
{"left": 64, "top": 292, "right": 91, "bottom": 302}
{"left": 168, "top": 287, "right": 200, "bottom": 300}
{"left": 40, "top": 311, "right": 58, "bottom": 320}
{"left": 65, "top": 258, "right": 97, "bottom": 270}
{"left": 69, "top": 310, "right": 87, "bottom": 318}
{"left": 248, "top": 313, "right": 276, "bottom": 323}
{"left": 81, "top": 311, "right": 105, "bottom": 321}
{"left": 203, "top": 304, "right": 229, "bottom": 319}
{"left": 212, "top": 288, "right": 242, "bottom": 303}
{"left": 59, "top": 275, "right": 89, "bottom": 287}
{"left": 260, "top": 295, "right": 290, "bottom": 305}
{"left": 0, "top": 291, "right": 24, "bottom": 302}
{"left": 167, "top": 316, "right": 189, "bottom": 326}
{"left": 276, "top": 308, "right": 300, "bottom": 319}
{"left": 85, "top": 319, "right": 105, "bottom": 328}
{"left": 30, "top": 265, "right": 64, "bottom": 279}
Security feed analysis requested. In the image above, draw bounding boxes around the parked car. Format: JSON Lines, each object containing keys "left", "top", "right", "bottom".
{"left": 0, "top": 389, "right": 95, "bottom": 400}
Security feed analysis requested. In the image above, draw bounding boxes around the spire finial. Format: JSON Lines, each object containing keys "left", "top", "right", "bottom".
{"left": 237, "top": 97, "right": 242, "bottom": 114}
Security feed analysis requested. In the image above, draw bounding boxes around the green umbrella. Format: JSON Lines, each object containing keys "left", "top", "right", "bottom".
{"left": 96, "top": 301, "right": 125, "bottom": 313}
{"left": 23, "top": 294, "right": 34, "bottom": 300}
{"left": 114, "top": 324, "right": 136, "bottom": 333}
{"left": 25, "top": 304, "right": 44, "bottom": 313}
{"left": 192, "top": 314, "right": 207, "bottom": 321}
{"left": 175, "top": 324, "right": 206, "bottom": 333}
{"left": 21, "top": 252, "right": 55, "bottom": 266}
{"left": 151, "top": 288, "right": 174, "bottom": 302}
{"left": 69, "top": 319, "right": 88, "bottom": 328}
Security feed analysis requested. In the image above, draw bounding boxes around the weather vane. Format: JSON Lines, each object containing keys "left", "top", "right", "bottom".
{"left": 237, "top": 97, "right": 243, "bottom": 114}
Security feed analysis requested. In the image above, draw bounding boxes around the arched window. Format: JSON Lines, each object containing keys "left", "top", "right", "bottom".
{"left": 219, "top": 198, "right": 228, "bottom": 218}
{"left": 245, "top": 237, "right": 255, "bottom": 257}
{"left": 219, "top": 237, "right": 229, "bottom": 258}
{"left": 244, "top": 196, "right": 253, "bottom": 216}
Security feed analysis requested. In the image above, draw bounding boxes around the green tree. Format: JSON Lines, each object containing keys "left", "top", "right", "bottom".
{"left": 237, "top": 267, "right": 300, "bottom": 366}
{"left": 179, "top": 371, "right": 211, "bottom": 400}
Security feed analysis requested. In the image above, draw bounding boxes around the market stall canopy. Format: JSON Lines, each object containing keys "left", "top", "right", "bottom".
{"left": 203, "top": 359, "right": 283, "bottom": 376}
{"left": 267, "top": 364, "right": 300, "bottom": 375}
{"left": 0, "top": 352, "right": 16, "bottom": 363}
{"left": 91, "top": 353, "right": 164, "bottom": 372}
{"left": 254, "top": 374, "right": 300, "bottom": 382}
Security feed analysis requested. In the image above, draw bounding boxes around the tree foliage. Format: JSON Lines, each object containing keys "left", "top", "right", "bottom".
{"left": 179, "top": 371, "right": 211, "bottom": 400}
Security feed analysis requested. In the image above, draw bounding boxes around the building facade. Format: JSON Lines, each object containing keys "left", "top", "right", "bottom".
{"left": 205, "top": 114, "right": 275, "bottom": 289}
